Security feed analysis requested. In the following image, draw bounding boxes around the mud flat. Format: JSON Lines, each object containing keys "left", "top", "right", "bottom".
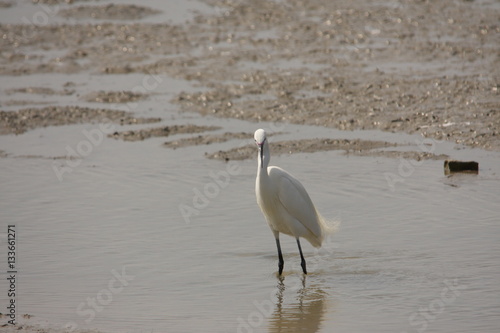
{"left": 59, "top": 4, "right": 161, "bottom": 21}
{"left": 206, "top": 138, "right": 395, "bottom": 161}
{"left": 80, "top": 90, "right": 149, "bottom": 104}
{"left": 0, "top": 106, "right": 161, "bottom": 135}
{"left": 1, "top": 0, "right": 499, "bottom": 156}
{"left": 204, "top": 137, "right": 450, "bottom": 161}
{"left": 109, "top": 124, "right": 219, "bottom": 141}
{"left": 164, "top": 131, "right": 251, "bottom": 149}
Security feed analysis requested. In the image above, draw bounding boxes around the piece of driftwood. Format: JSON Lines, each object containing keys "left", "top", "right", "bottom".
{"left": 444, "top": 160, "right": 479, "bottom": 175}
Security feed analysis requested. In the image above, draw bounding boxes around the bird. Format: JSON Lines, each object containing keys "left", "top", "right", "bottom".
{"left": 254, "top": 129, "right": 333, "bottom": 275}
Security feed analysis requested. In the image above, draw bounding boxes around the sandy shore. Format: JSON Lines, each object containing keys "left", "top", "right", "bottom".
{"left": 1, "top": 0, "right": 498, "bottom": 159}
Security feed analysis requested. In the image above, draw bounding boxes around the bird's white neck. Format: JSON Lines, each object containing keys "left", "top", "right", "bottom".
{"left": 257, "top": 140, "right": 271, "bottom": 177}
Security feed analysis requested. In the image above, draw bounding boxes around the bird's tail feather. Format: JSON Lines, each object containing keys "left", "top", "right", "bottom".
{"left": 317, "top": 211, "right": 340, "bottom": 247}
{"left": 304, "top": 211, "right": 340, "bottom": 248}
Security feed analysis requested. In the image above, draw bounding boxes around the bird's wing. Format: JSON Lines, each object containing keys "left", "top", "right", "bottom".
{"left": 270, "top": 167, "right": 322, "bottom": 238}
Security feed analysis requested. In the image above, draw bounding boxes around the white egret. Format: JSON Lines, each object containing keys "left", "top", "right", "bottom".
{"left": 254, "top": 129, "right": 333, "bottom": 275}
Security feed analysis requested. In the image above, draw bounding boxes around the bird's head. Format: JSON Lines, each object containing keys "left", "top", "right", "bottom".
{"left": 254, "top": 128, "right": 267, "bottom": 147}
{"left": 254, "top": 129, "right": 267, "bottom": 168}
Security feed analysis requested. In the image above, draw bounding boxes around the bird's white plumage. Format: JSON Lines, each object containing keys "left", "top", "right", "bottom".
{"left": 254, "top": 129, "right": 331, "bottom": 249}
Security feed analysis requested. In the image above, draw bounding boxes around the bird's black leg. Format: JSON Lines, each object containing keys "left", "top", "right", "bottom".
{"left": 275, "top": 237, "right": 284, "bottom": 275}
{"left": 296, "top": 238, "right": 307, "bottom": 274}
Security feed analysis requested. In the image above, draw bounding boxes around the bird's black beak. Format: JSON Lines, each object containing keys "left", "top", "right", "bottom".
{"left": 259, "top": 144, "right": 264, "bottom": 168}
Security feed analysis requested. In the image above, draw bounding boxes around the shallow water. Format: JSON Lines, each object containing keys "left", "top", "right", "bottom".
{"left": 1, "top": 115, "right": 500, "bottom": 333}
{"left": 1, "top": 1, "right": 500, "bottom": 332}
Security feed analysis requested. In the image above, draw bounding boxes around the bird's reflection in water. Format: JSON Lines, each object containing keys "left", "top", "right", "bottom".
{"left": 268, "top": 275, "right": 329, "bottom": 333}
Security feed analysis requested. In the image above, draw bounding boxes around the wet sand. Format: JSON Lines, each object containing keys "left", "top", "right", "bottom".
{"left": 109, "top": 124, "right": 220, "bottom": 142}
{"left": 1, "top": 0, "right": 499, "bottom": 157}
{"left": 205, "top": 138, "right": 399, "bottom": 161}
{"left": 0, "top": 106, "right": 161, "bottom": 135}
